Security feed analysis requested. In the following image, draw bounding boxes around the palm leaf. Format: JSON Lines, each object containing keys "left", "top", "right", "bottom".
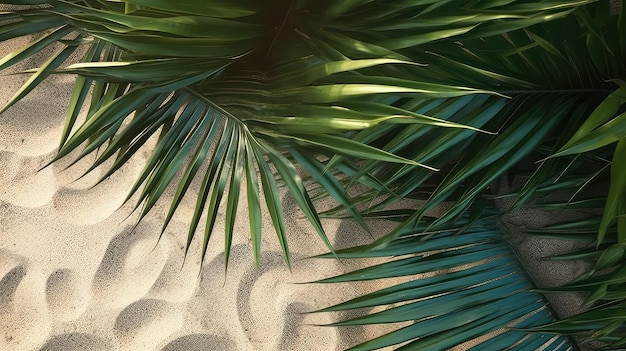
{"left": 312, "top": 211, "right": 573, "bottom": 351}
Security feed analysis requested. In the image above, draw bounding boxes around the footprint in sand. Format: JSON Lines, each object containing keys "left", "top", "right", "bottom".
{"left": 50, "top": 149, "right": 104, "bottom": 191}
{"left": 161, "top": 334, "right": 236, "bottom": 351}
{"left": 52, "top": 154, "right": 144, "bottom": 225}
{"left": 115, "top": 298, "right": 183, "bottom": 350}
{"left": 184, "top": 243, "right": 343, "bottom": 350}
{"left": 0, "top": 79, "right": 69, "bottom": 157}
{"left": 0, "top": 250, "right": 51, "bottom": 351}
{"left": 0, "top": 158, "right": 57, "bottom": 208}
{"left": 231, "top": 247, "right": 339, "bottom": 351}
{"left": 39, "top": 333, "right": 114, "bottom": 351}
{"left": 52, "top": 174, "right": 137, "bottom": 225}
{"left": 46, "top": 269, "right": 91, "bottom": 322}
{"left": 278, "top": 301, "right": 341, "bottom": 350}
{"left": 52, "top": 185, "right": 124, "bottom": 225}
{"left": 91, "top": 222, "right": 169, "bottom": 308}
{"left": 0, "top": 152, "right": 22, "bottom": 187}
{"left": 142, "top": 220, "right": 203, "bottom": 303}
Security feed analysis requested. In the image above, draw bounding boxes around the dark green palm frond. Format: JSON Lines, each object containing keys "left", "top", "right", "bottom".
{"left": 317, "top": 0, "right": 624, "bottom": 232}
{"left": 549, "top": 84, "right": 626, "bottom": 245}
{"left": 312, "top": 210, "right": 573, "bottom": 351}
{"left": 309, "top": 2, "right": 626, "bottom": 349}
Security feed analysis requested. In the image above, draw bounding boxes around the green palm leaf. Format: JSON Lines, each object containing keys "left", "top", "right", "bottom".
{"left": 312, "top": 211, "right": 573, "bottom": 351}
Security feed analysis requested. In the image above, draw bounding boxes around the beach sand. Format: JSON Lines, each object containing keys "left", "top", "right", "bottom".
{"left": 0, "top": 33, "right": 588, "bottom": 351}
{"left": 0, "top": 35, "right": 404, "bottom": 350}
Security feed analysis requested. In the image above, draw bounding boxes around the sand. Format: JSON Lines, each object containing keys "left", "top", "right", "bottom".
{"left": 0, "top": 35, "right": 402, "bottom": 351}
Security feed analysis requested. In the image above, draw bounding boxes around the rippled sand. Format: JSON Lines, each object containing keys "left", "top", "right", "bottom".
{"left": 0, "top": 36, "right": 398, "bottom": 351}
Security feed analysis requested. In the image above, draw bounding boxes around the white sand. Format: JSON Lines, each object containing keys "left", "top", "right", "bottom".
{"left": 0, "top": 37, "right": 399, "bottom": 351}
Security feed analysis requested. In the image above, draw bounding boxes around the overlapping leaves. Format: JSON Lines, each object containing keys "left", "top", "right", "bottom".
{"left": 313, "top": 212, "right": 573, "bottom": 351}
{"left": 310, "top": 1, "right": 625, "bottom": 350}
{"left": 0, "top": 0, "right": 510, "bottom": 266}
{"left": 2, "top": 0, "right": 626, "bottom": 350}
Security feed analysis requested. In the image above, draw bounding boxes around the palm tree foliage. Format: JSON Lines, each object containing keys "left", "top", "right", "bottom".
{"left": 0, "top": 0, "right": 491, "bottom": 266}
{"left": 307, "top": 1, "right": 626, "bottom": 350}
{"left": 1, "top": 0, "right": 625, "bottom": 350}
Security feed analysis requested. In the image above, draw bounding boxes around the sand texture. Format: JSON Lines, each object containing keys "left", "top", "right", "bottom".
{"left": 0, "top": 36, "right": 399, "bottom": 351}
